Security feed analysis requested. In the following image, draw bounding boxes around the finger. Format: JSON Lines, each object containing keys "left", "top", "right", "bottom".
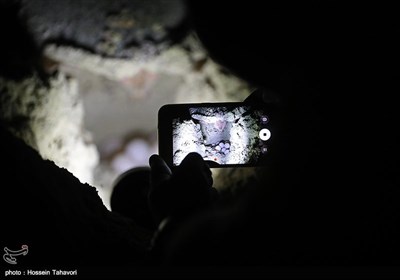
{"left": 149, "top": 154, "right": 172, "bottom": 189}
{"left": 178, "top": 152, "right": 213, "bottom": 188}
{"left": 179, "top": 152, "right": 204, "bottom": 169}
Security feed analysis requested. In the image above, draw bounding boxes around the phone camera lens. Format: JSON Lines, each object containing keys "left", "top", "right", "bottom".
{"left": 260, "top": 115, "right": 269, "bottom": 124}
{"left": 259, "top": 128, "right": 271, "bottom": 141}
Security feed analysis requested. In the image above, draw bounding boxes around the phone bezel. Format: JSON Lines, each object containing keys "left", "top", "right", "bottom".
{"left": 158, "top": 102, "right": 273, "bottom": 169}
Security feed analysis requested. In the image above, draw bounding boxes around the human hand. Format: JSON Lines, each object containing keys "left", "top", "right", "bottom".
{"left": 148, "top": 152, "right": 217, "bottom": 225}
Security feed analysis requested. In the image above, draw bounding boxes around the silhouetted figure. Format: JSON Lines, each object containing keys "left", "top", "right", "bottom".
{"left": 145, "top": 2, "right": 400, "bottom": 276}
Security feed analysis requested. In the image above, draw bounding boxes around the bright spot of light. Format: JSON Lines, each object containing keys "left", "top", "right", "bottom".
{"left": 259, "top": 128, "right": 271, "bottom": 141}
{"left": 111, "top": 153, "right": 134, "bottom": 174}
{"left": 125, "top": 138, "right": 150, "bottom": 165}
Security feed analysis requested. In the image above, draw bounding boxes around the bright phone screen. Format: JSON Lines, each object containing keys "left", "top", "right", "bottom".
{"left": 172, "top": 105, "right": 271, "bottom": 166}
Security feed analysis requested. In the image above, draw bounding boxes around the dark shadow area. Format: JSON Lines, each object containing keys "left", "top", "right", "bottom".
{"left": 155, "top": 0, "right": 400, "bottom": 273}
{"left": 0, "top": 1, "right": 41, "bottom": 81}
{"left": 111, "top": 167, "right": 157, "bottom": 231}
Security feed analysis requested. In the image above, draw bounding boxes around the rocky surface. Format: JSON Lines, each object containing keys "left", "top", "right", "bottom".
{"left": 1, "top": 0, "right": 255, "bottom": 210}
{"left": 43, "top": 34, "right": 252, "bottom": 203}
{"left": 20, "top": 0, "right": 188, "bottom": 58}
{"left": 0, "top": 124, "right": 150, "bottom": 267}
{"left": 0, "top": 73, "right": 99, "bottom": 184}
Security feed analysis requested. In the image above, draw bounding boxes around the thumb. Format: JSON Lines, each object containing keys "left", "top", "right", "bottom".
{"left": 149, "top": 154, "right": 172, "bottom": 190}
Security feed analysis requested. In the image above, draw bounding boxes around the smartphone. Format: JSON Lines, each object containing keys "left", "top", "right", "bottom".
{"left": 158, "top": 102, "right": 273, "bottom": 168}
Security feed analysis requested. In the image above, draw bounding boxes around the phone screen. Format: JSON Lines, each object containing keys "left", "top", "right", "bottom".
{"left": 159, "top": 103, "right": 272, "bottom": 167}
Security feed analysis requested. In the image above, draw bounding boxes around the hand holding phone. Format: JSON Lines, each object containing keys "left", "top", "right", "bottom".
{"left": 148, "top": 153, "right": 216, "bottom": 223}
